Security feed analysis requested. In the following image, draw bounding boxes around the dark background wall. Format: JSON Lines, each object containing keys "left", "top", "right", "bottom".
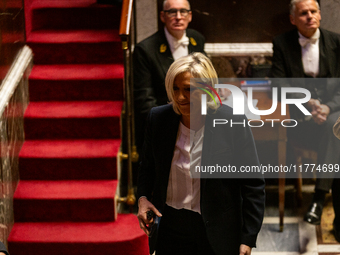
{"left": 158, "top": 0, "right": 295, "bottom": 43}
{"left": 0, "top": 0, "right": 25, "bottom": 85}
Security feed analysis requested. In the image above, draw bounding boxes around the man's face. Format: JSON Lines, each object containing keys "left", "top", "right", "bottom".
{"left": 160, "top": 0, "right": 192, "bottom": 34}
{"left": 290, "top": 0, "right": 321, "bottom": 37}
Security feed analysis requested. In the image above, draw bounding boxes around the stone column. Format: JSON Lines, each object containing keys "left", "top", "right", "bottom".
{"left": 136, "top": 0, "right": 158, "bottom": 43}
{"left": 320, "top": 0, "right": 340, "bottom": 34}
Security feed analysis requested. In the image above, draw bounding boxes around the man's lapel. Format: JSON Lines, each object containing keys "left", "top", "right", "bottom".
{"left": 156, "top": 29, "right": 199, "bottom": 73}
{"left": 155, "top": 29, "right": 174, "bottom": 76}
{"left": 188, "top": 35, "right": 198, "bottom": 53}
{"left": 291, "top": 30, "right": 305, "bottom": 77}
{"left": 318, "top": 30, "right": 330, "bottom": 77}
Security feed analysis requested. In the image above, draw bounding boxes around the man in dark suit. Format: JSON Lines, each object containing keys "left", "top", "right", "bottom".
{"left": 270, "top": 0, "right": 340, "bottom": 234}
{"left": 133, "top": 0, "right": 205, "bottom": 155}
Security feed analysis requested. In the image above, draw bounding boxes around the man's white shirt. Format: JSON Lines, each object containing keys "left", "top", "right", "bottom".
{"left": 164, "top": 27, "right": 189, "bottom": 60}
{"left": 299, "top": 29, "right": 320, "bottom": 77}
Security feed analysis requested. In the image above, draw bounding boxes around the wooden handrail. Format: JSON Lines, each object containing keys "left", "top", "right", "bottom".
{"left": 117, "top": 0, "right": 137, "bottom": 209}
{"left": 119, "top": 0, "right": 134, "bottom": 39}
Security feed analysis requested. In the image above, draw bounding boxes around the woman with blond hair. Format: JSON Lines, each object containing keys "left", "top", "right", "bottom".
{"left": 137, "top": 52, "right": 265, "bottom": 255}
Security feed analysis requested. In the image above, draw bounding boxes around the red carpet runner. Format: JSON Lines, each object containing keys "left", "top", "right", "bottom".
{"left": 7, "top": 0, "right": 149, "bottom": 254}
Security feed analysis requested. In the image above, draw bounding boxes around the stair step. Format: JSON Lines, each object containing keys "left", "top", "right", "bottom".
{"left": 27, "top": 30, "right": 122, "bottom": 64}
{"left": 31, "top": 0, "right": 101, "bottom": 8}
{"left": 24, "top": 101, "right": 123, "bottom": 139}
{"left": 30, "top": 64, "right": 124, "bottom": 80}
{"left": 31, "top": 4, "right": 120, "bottom": 30}
{"left": 29, "top": 64, "right": 124, "bottom": 101}
{"left": 19, "top": 140, "right": 120, "bottom": 180}
{"left": 28, "top": 30, "right": 120, "bottom": 43}
{"left": 14, "top": 180, "right": 118, "bottom": 222}
{"left": 8, "top": 214, "right": 149, "bottom": 255}
{"left": 13, "top": 0, "right": 150, "bottom": 253}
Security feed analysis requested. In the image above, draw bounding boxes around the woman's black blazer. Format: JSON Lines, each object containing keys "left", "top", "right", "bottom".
{"left": 137, "top": 104, "right": 265, "bottom": 255}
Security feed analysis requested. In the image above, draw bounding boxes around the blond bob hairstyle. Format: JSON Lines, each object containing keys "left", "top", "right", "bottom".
{"left": 165, "top": 52, "right": 219, "bottom": 115}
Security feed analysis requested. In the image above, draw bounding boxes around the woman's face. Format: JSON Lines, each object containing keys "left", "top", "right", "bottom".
{"left": 173, "top": 72, "right": 192, "bottom": 117}
{"left": 173, "top": 72, "right": 203, "bottom": 118}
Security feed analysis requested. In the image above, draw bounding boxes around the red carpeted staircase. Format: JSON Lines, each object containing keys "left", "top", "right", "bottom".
{"left": 7, "top": 0, "right": 148, "bottom": 254}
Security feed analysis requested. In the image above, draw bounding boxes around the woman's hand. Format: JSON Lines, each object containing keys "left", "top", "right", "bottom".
{"left": 239, "top": 244, "right": 252, "bottom": 255}
{"left": 137, "top": 197, "right": 162, "bottom": 236}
